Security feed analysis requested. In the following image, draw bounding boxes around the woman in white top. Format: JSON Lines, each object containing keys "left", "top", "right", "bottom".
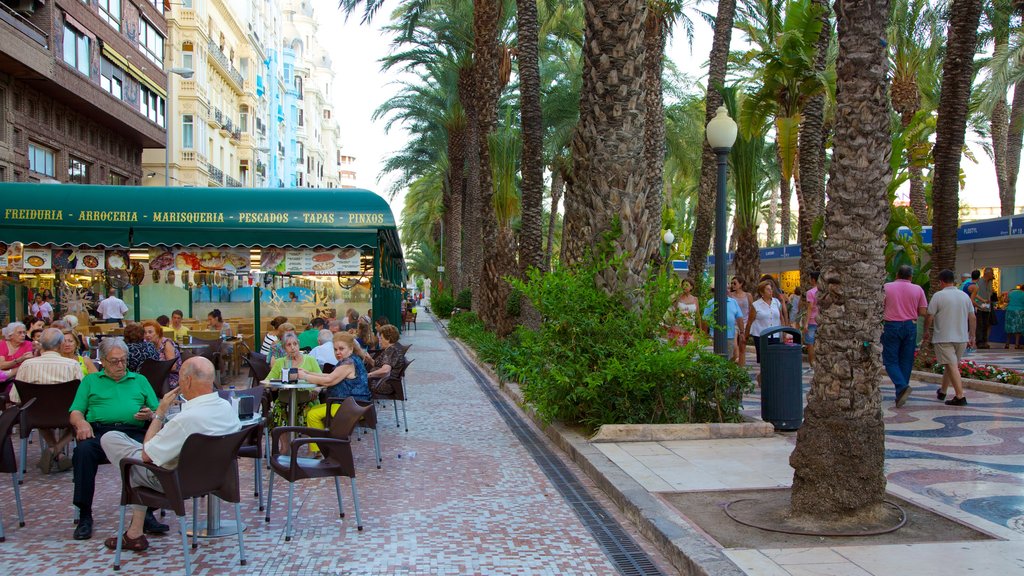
{"left": 668, "top": 278, "right": 700, "bottom": 346}
{"left": 745, "top": 280, "right": 783, "bottom": 364}
{"left": 730, "top": 276, "right": 753, "bottom": 365}
{"left": 260, "top": 315, "right": 289, "bottom": 355}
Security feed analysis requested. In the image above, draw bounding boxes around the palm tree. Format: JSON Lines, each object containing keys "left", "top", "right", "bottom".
{"left": 688, "top": 0, "right": 737, "bottom": 288}
{"left": 788, "top": 0, "right": 891, "bottom": 519}
{"left": 929, "top": 0, "right": 983, "bottom": 291}
{"left": 569, "top": 0, "right": 657, "bottom": 294}
{"left": 516, "top": 0, "right": 544, "bottom": 281}
{"left": 888, "top": 0, "right": 944, "bottom": 225}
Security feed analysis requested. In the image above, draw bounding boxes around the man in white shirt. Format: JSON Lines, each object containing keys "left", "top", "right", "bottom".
{"left": 12, "top": 328, "right": 81, "bottom": 473}
{"left": 30, "top": 294, "right": 53, "bottom": 320}
{"left": 96, "top": 289, "right": 129, "bottom": 326}
{"left": 311, "top": 329, "right": 337, "bottom": 368}
{"left": 923, "top": 269, "right": 976, "bottom": 406}
{"left": 100, "top": 356, "right": 240, "bottom": 552}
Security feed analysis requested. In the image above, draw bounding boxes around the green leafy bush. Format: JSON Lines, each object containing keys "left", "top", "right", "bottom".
{"left": 451, "top": 252, "right": 753, "bottom": 431}
{"left": 456, "top": 289, "right": 473, "bottom": 310}
{"left": 432, "top": 291, "right": 456, "bottom": 319}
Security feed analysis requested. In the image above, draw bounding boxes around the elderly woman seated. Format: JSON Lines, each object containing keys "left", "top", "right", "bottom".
{"left": 123, "top": 323, "right": 160, "bottom": 373}
{"left": 298, "top": 332, "right": 373, "bottom": 454}
{"left": 367, "top": 324, "right": 405, "bottom": 395}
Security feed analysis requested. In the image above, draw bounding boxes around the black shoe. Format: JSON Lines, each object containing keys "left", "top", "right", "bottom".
{"left": 945, "top": 396, "right": 967, "bottom": 406}
{"left": 936, "top": 389, "right": 947, "bottom": 401}
{"left": 73, "top": 517, "right": 93, "bottom": 540}
{"left": 895, "top": 386, "right": 912, "bottom": 408}
{"left": 143, "top": 512, "right": 170, "bottom": 535}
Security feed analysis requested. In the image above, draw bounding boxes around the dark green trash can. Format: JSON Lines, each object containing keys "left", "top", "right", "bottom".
{"left": 758, "top": 326, "right": 804, "bottom": 431}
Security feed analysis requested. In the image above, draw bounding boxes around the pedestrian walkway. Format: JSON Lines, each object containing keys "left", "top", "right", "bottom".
{"left": 596, "top": 359, "right": 1024, "bottom": 575}
{"left": 0, "top": 318, "right": 672, "bottom": 575}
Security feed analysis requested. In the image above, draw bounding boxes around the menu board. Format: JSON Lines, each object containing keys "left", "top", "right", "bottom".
{"left": 284, "top": 248, "right": 361, "bottom": 275}
{"left": 23, "top": 247, "right": 51, "bottom": 270}
{"left": 148, "top": 247, "right": 250, "bottom": 272}
{"left": 76, "top": 249, "right": 105, "bottom": 271}
{"left": 106, "top": 250, "right": 129, "bottom": 270}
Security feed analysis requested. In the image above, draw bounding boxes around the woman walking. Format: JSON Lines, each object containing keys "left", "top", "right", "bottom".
{"left": 730, "top": 277, "right": 753, "bottom": 365}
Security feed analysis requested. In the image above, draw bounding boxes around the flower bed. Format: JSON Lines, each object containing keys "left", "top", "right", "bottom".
{"left": 914, "top": 350, "right": 1024, "bottom": 386}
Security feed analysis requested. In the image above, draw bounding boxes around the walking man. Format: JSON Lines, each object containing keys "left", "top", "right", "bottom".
{"left": 971, "top": 267, "right": 995, "bottom": 349}
{"left": 96, "top": 289, "right": 129, "bottom": 326}
{"left": 882, "top": 265, "right": 928, "bottom": 407}
{"left": 803, "top": 271, "right": 820, "bottom": 367}
{"left": 923, "top": 269, "right": 976, "bottom": 406}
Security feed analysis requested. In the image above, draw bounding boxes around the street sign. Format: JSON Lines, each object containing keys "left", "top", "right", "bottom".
{"left": 437, "top": 266, "right": 445, "bottom": 272}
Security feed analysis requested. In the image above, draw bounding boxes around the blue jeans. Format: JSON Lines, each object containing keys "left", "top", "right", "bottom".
{"left": 882, "top": 320, "right": 916, "bottom": 395}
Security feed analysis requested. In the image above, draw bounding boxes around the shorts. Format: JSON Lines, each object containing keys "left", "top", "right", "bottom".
{"left": 934, "top": 342, "right": 967, "bottom": 366}
{"left": 805, "top": 324, "right": 818, "bottom": 345}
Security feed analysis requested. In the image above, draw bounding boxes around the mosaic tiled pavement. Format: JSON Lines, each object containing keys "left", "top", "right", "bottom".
{"left": 0, "top": 318, "right": 672, "bottom": 575}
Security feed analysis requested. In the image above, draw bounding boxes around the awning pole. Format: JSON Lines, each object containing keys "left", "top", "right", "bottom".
{"left": 253, "top": 284, "right": 261, "bottom": 353}
{"left": 54, "top": 270, "right": 62, "bottom": 318}
{"left": 7, "top": 280, "right": 16, "bottom": 324}
{"left": 133, "top": 285, "right": 141, "bottom": 322}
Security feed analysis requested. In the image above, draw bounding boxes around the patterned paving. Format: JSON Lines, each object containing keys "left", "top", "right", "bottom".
{"left": 0, "top": 320, "right": 655, "bottom": 575}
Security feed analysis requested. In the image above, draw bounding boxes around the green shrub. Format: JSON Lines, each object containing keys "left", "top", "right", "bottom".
{"left": 450, "top": 252, "right": 752, "bottom": 431}
{"left": 432, "top": 291, "right": 455, "bottom": 319}
{"left": 456, "top": 289, "right": 473, "bottom": 310}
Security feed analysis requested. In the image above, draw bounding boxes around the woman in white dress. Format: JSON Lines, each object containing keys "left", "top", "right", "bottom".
{"left": 745, "top": 280, "right": 783, "bottom": 364}
{"left": 668, "top": 278, "right": 700, "bottom": 346}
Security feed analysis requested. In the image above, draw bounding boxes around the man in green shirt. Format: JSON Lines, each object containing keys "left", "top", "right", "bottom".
{"left": 297, "top": 317, "right": 326, "bottom": 349}
{"left": 69, "top": 338, "right": 168, "bottom": 541}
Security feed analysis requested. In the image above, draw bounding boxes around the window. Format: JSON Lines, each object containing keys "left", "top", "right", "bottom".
{"left": 140, "top": 86, "right": 165, "bottom": 127}
{"left": 182, "top": 114, "right": 194, "bottom": 149}
{"left": 138, "top": 18, "right": 164, "bottom": 66}
{"left": 324, "top": 109, "right": 331, "bottom": 120}
{"left": 298, "top": 109, "right": 304, "bottom": 127}
{"left": 146, "top": 0, "right": 164, "bottom": 14}
{"left": 97, "top": 0, "right": 120, "bottom": 30}
{"left": 109, "top": 171, "right": 127, "bottom": 185}
{"left": 63, "top": 23, "right": 90, "bottom": 76}
{"left": 238, "top": 106, "right": 248, "bottom": 133}
{"left": 100, "top": 57, "right": 125, "bottom": 100}
{"left": 0, "top": 87, "right": 5, "bottom": 143}
{"left": 68, "top": 156, "right": 90, "bottom": 184}
{"left": 182, "top": 0, "right": 192, "bottom": 7}
{"left": 294, "top": 75, "right": 303, "bottom": 97}
{"left": 182, "top": 51, "right": 193, "bottom": 72}
{"left": 28, "top": 144, "right": 55, "bottom": 177}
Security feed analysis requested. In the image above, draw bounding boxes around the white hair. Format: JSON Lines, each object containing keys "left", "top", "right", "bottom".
{"left": 318, "top": 329, "right": 333, "bottom": 344}
{"left": 63, "top": 315, "right": 80, "bottom": 328}
{"left": 2, "top": 322, "right": 26, "bottom": 339}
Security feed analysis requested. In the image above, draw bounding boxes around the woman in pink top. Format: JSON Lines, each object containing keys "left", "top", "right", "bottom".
{"left": 0, "top": 321, "right": 35, "bottom": 390}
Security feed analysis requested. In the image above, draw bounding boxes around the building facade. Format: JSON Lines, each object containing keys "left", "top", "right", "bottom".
{"left": 0, "top": 0, "right": 169, "bottom": 184}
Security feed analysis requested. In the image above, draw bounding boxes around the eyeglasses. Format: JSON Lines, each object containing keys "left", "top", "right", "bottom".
{"left": 105, "top": 357, "right": 128, "bottom": 365}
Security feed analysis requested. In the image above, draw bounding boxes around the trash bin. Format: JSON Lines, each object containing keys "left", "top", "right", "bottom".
{"left": 758, "top": 326, "right": 804, "bottom": 431}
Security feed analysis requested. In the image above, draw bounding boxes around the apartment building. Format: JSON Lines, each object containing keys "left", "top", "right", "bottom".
{"left": 0, "top": 0, "right": 169, "bottom": 184}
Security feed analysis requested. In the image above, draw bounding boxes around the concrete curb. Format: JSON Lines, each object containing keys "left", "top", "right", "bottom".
{"left": 590, "top": 420, "right": 775, "bottom": 443}
{"left": 451, "top": 337, "right": 746, "bottom": 576}
{"left": 912, "top": 370, "right": 1024, "bottom": 398}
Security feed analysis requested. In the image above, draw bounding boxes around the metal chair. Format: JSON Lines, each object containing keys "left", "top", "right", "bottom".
{"left": 265, "top": 397, "right": 369, "bottom": 540}
{"left": 217, "top": 386, "right": 268, "bottom": 510}
{"left": 13, "top": 379, "right": 80, "bottom": 483}
{"left": 138, "top": 358, "right": 177, "bottom": 397}
{"left": 370, "top": 359, "right": 414, "bottom": 432}
{"left": 242, "top": 352, "right": 271, "bottom": 388}
{"left": 325, "top": 397, "right": 381, "bottom": 468}
{"left": 0, "top": 399, "right": 33, "bottom": 542}
{"left": 113, "top": 425, "right": 256, "bottom": 575}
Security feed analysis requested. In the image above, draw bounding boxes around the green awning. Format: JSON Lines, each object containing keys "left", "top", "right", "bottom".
{"left": 0, "top": 183, "right": 401, "bottom": 255}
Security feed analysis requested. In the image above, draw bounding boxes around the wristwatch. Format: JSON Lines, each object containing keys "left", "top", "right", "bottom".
{"left": 155, "top": 413, "right": 169, "bottom": 424}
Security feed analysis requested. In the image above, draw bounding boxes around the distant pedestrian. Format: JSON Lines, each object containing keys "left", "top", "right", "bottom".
{"left": 923, "top": 269, "right": 976, "bottom": 406}
{"left": 970, "top": 268, "right": 995, "bottom": 348}
{"left": 882, "top": 265, "right": 929, "bottom": 408}
{"left": 803, "top": 272, "right": 821, "bottom": 367}
{"left": 1005, "top": 284, "right": 1024, "bottom": 350}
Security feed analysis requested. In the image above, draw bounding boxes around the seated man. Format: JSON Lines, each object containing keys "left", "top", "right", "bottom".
{"left": 11, "top": 327, "right": 82, "bottom": 473}
{"left": 68, "top": 338, "right": 167, "bottom": 540}
{"left": 311, "top": 329, "right": 336, "bottom": 369}
{"left": 101, "top": 356, "right": 241, "bottom": 551}
{"left": 298, "top": 317, "right": 326, "bottom": 350}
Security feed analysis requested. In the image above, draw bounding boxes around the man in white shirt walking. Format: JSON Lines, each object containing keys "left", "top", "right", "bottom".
{"left": 923, "top": 269, "right": 976, "bottom": 406}
{"left": 100, "top": 356, "right": 240, "bottom": 551}
{"left": 96, "top": 289, "right": 129, "bottom": 326}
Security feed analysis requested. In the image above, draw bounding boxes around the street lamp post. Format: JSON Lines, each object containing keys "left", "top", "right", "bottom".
{"left": 165, "top": 67, "right": 194, "bottom": 186}
{"left": 662, "top": 228, "right": 675, "bottom": 279}
{"left": 706, "top": 106, "right": 738, "bottom": 358}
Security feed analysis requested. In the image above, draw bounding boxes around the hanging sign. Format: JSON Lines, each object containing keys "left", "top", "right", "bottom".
{"left": 23, "top": 247, "right": 51, "bottom": 270}
{"left": 283, "top": 247, "right": 361, "bottom": 275}
{"left": 148, "top": 247, "right": 250, "bottom": 271}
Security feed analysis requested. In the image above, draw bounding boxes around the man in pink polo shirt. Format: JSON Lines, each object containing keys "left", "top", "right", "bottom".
{"left": 882, "top": 265, "right": 929, "bottom": 407}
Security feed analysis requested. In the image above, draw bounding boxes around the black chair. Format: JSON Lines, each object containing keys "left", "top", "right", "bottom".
{"left": 242, "top": 352, "right": 271, "bottom": 389}
{"left": 190, "top": 338, "right": 223, "bottom": 386}
{"left": 371, "top": 359, "right": 414, "bottom": 432}
{"left": 217, "top": 386, "right": 268, "bottom": 510}
{"left": 325, "top": 396, "right": 381, "bottom": 469}
{"left": 113, "top": 425, "right": 257, "bottom": 575}
{"left": 138, "top": 358, "right": 178, "bottom": 397}
{"left": 13, "top": 380, "right": 80, "bottom": 483}
{"left": 0, "top": 399, "right": 33, "bottom": 542}
{"left": 265, "top": 397, "right": 368, "bottom": 540}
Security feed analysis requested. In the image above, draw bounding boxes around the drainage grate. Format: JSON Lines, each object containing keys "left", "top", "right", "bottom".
{"left": 438, "top": 319, "right": 665, "bottom": 576}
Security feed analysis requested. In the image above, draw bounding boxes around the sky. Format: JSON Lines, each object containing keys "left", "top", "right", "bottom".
{"left": 313, "top": 2, "right": 1014, "bottom": 226}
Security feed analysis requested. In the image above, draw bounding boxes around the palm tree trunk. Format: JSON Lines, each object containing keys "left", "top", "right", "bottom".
{"left": 1005, "top": 76, "right": 1024, "bottom": 215}
{"left": 571, "top": 0, "right": 655, "bottom": 294}
{"left": 789, "top": 0, "right": 891, "bottom": 518}
{"left": 444, "top": 121, "right": 467, "bottom": 295}
{"left": 689, "top": 0, "right": 736, "bottom": 288}
{"left": 459, "top": 66, "right": 483, "bottom": 300}
{"left": 992, "top": 97, "right": 1010, "bottom": 210}
{"left": 908, "top": 164, "right": 929, "bottom": 224}
{"left": 929, "top": 0, "right": 982, "bottom": 292}
{"left": 643, "top": 8, "right": 668, "bottom": 253}
{"left": 797, "top": 0, "right": 831, "bottom": 287}
{"left": 778, "top": 149, "right": 792, "bottom": 245}
{"left": 474, "top": 0, "right": 509, "bottom": 331}
{"left": 733, "top": 224, "right": 760, "bottom": 294}
{"left": 767, "top": 185, "right": 778, "bottom": 244}
{"left": 517, "top": 0, "right": 544, "bottom": 276}
{"left": 545, "top": 163, "right": 565, "bottom": 270}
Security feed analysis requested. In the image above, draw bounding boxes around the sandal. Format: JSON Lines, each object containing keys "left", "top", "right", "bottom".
{"left": 104, "top": 532, "right": 149, "bottom": 552}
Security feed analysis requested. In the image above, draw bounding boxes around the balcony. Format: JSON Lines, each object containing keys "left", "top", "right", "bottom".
{"left": 214, "top": 108, "right": 223, "bottom": 125}
{"left": 225, "top": 174, "right": 243, "bottom": 188}
{"left": 0, "top": 2, "right": 47, "bottom": 48}
{"left": 207, "top": 38, "right": 245, "bottom": 92}
{"left": 225, "top": 118, "right": 234, "bottom": 132}
{"left": 206, "top": 163, "right": 224, "bottom": 185}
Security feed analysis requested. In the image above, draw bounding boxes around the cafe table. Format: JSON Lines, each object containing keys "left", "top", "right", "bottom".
{"left": 187, "top": 413, "right": 263, "bottom": 538}
{"left": 260, "top": 380, "right": 320, "bottom": 427}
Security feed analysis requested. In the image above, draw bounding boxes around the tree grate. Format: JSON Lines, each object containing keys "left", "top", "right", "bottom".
{"left": 439, "top": 319, "right": 666, "bottom": 576}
